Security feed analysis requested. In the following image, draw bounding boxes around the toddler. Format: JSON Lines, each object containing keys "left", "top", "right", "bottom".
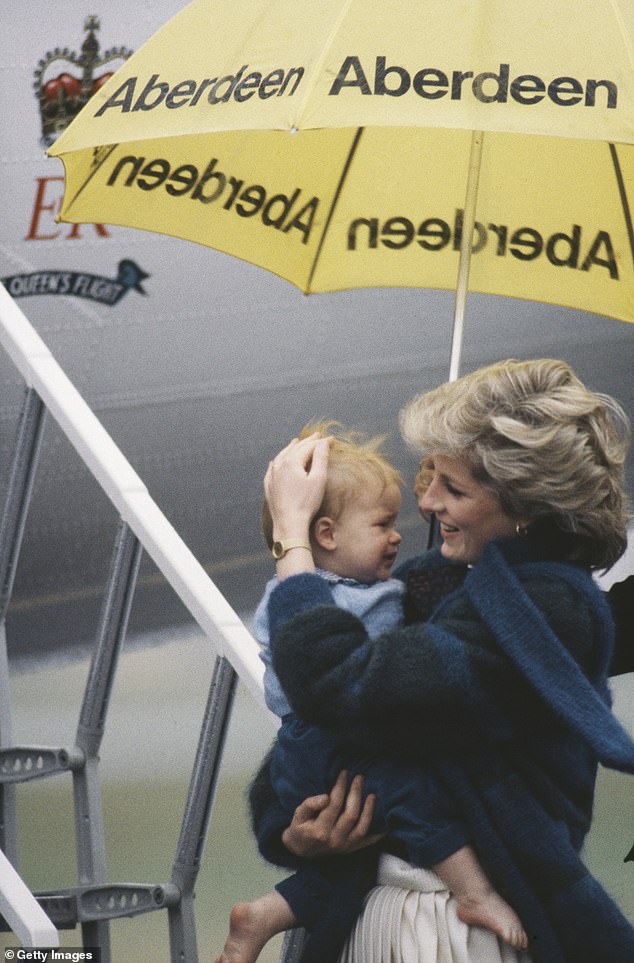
{"left": 216, "top": 423, "right": 527, "bottom": 963}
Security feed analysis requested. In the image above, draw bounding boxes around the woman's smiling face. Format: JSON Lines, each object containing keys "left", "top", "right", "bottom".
{"left": 418, "top": 454, "right": 518, "bottom": 564}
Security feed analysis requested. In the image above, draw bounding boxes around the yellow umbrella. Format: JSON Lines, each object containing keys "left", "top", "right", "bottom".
{"left": 48, "top": 0, "right": 634, "bottom": 374}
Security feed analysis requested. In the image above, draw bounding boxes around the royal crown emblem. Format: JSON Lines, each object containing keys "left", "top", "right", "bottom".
{"left": 34, "top": 16, "right": 133, "bottom": 146}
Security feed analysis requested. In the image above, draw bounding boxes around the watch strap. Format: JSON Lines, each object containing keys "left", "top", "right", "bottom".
{"left": 272, "top": 539, "right": 311, "bottom": 560}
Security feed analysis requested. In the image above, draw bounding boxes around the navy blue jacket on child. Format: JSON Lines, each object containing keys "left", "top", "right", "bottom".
{"left": 255, "top": 569, "right": 471, "bottom": 962}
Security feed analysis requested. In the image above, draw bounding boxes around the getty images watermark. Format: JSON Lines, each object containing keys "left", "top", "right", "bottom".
{"left": 4, "top": 950, "right": 100, "bottom": 962}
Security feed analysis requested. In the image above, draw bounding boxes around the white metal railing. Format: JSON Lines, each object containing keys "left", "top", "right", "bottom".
{"left": 0, "top": 282, "right": 267, "bottom": 709}
{"left": 0, "top": 282, "right": 282, "bottom": 956}
{"left": 0, "top": 847, "right": 59, "bottom": 947}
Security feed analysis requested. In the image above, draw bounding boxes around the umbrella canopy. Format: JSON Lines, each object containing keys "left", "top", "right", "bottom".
{"left": 48, "top": 0, "right": 634, "bottom": 335}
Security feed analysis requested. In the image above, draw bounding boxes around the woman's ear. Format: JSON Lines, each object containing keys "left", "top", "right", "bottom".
{"left": 313, "top": 516, "right": 337, "bottom": 551}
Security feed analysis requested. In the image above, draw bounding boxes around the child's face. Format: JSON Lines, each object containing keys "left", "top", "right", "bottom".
{"left": 329, "top": 481, "right": 402, "bottom": 583}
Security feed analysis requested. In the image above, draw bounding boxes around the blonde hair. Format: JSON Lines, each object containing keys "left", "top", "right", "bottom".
{"left": 262, "top": 420, "right": 402, "bottom": 549}
{"left": 400, "top": 359, "right": 631, "bottom": 569}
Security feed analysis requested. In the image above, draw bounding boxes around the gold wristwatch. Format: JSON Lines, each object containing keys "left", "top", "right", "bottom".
{"left": 271, "top": 539, "right": 311, "bottom": 560}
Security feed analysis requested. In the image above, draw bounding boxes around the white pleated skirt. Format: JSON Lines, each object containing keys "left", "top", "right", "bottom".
{"left": 338, "top": 855, "right": 534, "bottom": 963}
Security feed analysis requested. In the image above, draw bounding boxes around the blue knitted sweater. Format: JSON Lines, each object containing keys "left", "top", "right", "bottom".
{"left": 260, "top": 537, "right": 634, "bottom": 963}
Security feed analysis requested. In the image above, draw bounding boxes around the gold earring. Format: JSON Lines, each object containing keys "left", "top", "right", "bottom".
{"left": 515, "top": 523, "right": 528, "bottom": 537}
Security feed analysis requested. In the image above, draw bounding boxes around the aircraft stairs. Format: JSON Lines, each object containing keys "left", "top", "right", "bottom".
{"left": 0, "top": 284, "right": 306, "bottom": 962}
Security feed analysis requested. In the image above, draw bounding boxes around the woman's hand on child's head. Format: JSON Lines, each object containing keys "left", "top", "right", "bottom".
{"left": 281, "top": 770, "right": 385, "bottom": 858}
{"left": 264, "top": 433, "right": 332, "bottom": 540}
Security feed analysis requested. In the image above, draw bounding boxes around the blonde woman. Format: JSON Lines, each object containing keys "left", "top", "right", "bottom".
{"left": 254, "top": 359, "right": 634, "bottom": 963}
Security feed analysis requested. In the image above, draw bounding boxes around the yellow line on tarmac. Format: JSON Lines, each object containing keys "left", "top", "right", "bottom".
{"left": 8, "top": 511, "right": 424, "bottom": 615}
{"left": 8, "top": 550, "right": 270, "bottom": 614}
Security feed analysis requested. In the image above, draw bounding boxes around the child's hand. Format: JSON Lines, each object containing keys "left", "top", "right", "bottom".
{"left": 281, "top": 770, "right": 385, "bottom": 858}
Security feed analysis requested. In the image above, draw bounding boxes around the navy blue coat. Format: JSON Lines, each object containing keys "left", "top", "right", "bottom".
{"left": 254, "top": 538, "right": 634, "bottom": 963}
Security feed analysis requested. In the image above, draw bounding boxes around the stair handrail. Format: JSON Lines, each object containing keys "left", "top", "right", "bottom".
{"left": 0, "top": 282, "right": 268, "bottom": 712}
{"left": 0, "top": 842, "right": 59, "bottom": 947}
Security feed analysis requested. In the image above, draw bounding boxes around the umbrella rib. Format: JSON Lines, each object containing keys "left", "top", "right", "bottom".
{"left": 609, "top": 143, "right": 634, "bottom": 269}
{"left": 291, "top": 0, "right": 357, "bottom": 124}
{"left": 64, "top": 144, "right": 120, "bottom": 213}
{"left": 306, "top": 127, "right": 364, "bottom": 293}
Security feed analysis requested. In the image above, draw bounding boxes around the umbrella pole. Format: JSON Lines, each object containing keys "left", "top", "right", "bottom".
{"left": 448, "top": 130, "right": 484, "bottom": 381}
{"left": 429, "top": 132, "right": 485, "bottom": 551}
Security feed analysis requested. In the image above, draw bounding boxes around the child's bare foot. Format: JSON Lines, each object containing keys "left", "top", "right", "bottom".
{"left": 215, "top": 891, "right": 296, "bottom": 963}
{"left": 434, "top": 846, "right": 528, "bottom": 951}
{"left": 456, "top": 891, "right": 528, "bottom": 950}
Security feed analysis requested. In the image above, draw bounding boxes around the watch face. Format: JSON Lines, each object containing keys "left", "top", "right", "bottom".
{"left": 272, "top": 541, "right": 284, "bottom": 559}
